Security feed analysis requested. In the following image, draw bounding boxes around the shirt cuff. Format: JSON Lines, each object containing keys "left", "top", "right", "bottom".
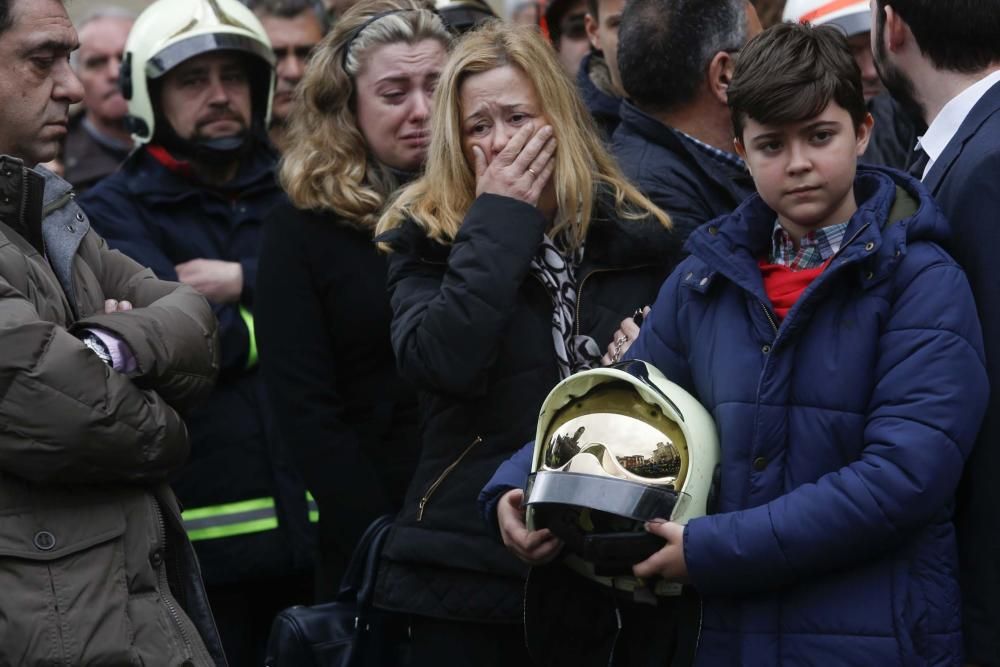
{"left": 84, "top": 328, "right": 138, "bottom": 374}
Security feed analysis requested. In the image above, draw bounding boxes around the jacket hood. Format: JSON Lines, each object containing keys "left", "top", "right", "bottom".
{"left": 578, "top": 52, "right": 622, "bottom": 124}
{"left": 684, "top": 165, "right": 946, "bottom": 290}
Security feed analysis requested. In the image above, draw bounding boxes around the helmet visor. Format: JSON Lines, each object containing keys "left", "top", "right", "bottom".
{"left": 540, "top": 383, "right": 688, "bottom": 489}
{"left": 146, "top": 32, "right": 276, "bottom": 80}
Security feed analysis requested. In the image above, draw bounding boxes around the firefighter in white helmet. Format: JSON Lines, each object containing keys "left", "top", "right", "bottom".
{"left": 78, "top": 2, "right": 315, "bottom": 664}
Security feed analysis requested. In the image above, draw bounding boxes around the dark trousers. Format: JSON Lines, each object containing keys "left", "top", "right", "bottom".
{"left": 407, "top": 616, "right": 532, "bottom": 667}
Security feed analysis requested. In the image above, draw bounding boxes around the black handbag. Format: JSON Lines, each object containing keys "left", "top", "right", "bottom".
{"left": 264, "top": 515, "right": 410, "bottom": 667}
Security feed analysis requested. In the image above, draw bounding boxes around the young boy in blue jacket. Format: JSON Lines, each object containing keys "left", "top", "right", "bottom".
{"left": 622, "top": 22, "right": 988, "bottom": 666}
{"left": 482, "top": 21, "right": 989, "bottom": 666}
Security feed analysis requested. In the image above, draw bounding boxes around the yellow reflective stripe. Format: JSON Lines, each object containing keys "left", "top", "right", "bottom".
{"left": 239, "top": 305, "right": 258, "bottom": 368}
{"left": 186, "top": 517, "right": 279, "bottom": 541}
{"left": 181, "top": 497, "right": 274, "bottom": 521}
{"left": 306, "top": 491, "right": 319, "bottom": 523}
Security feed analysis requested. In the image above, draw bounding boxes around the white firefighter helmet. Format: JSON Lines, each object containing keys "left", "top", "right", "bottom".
{"left": 524, "top": 360, "right": 719, "bottom": 598}
{"left": 121, "top": 0, "right": 276, "bottom": 146}
{"left": 782, "top": 0, "right": 871, "bottom": 36}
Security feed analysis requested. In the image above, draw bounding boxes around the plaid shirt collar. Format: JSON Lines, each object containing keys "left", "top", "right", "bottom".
{"left": 676, "top": 129, "right": 747, "bottom": 172}
{"left": 769, "top": 220, "right": 850, "bottom": 270}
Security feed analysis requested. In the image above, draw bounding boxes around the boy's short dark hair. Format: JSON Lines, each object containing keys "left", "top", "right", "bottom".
{"left": 874, "top": 0, "right": 1000, "bottom": 74}
{"left": 728, "top": 22, "right": 867, "bottom": 141}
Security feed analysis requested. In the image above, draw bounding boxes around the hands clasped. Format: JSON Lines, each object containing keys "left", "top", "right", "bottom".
{"left": 473, "top": 124, "right": 556, "bottom": 208}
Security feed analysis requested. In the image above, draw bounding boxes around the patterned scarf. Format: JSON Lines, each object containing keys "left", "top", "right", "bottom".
{"left": 530, "top": 234, "right": 603, "bottom": 379}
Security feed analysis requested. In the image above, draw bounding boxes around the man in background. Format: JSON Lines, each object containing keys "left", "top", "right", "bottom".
{"left": 63, "top": 7, "right": 135, "bottom": 191}
{"left": 614, "top": 0, "right": 761, "bottom": 259}
{"left": 578, "top": 0, "right": 624, "bottom": 138}
{"left": 246, "top": 0, "right": 325, "bottom": 152}
{"left": 870, "top": 0, "right": 1000, "bottom": 663}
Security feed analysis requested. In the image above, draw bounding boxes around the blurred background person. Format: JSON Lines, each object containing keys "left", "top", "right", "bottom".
{"left": 63, "top": 7, "right": 135, "bottom": 191}
{"left": 434, "top": 0, "right": 496, "bottom": 34}
{"left": 613, "top": 0, "right": 760, "bottom": 259}
{"left": 510, "top": 0, "right": 540, "bottom": 24}
{"left": 373, "top": 21, "right": 674, "bottom": 666}
{"left": 78, "top": 0, "right": 315, "bottom": 663}
{"left": 751, "top": 0, "right": 785, "bottom": 27}
{"left": 579, "top": 0, "right": 624, "bottom": 138}
{"left": 783, "top": 0, "right": 919, "bottom": 169}
{"left": 545, "top": 0, "right": 590, "bottom": 78}
{"left": 245, "top": 0, "right": 326, "bottom": 152}
{"left": 256, "top": 0, "right": 450, "bottom": 603}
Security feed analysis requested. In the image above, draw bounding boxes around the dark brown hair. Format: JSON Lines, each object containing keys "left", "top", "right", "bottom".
{"left": 728, "top": 22, "right": 866, "bottom": 140}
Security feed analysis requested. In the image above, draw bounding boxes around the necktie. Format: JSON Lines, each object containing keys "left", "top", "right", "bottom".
{"left": 907, "top": 147, "right": 930, "bottom": 179}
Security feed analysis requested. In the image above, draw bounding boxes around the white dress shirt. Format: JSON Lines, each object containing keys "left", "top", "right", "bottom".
{"left": 917, "top": 69, "right": 1000, "bottom": 179}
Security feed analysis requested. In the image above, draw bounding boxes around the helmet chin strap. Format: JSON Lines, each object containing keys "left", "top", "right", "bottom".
{"left": 155, "top": 119, "right": 256, "bottom": 167}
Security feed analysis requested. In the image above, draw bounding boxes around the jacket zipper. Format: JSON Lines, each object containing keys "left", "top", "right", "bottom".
{"left": 417, "top": 436, "right": 483, "bottom": 521}
{"left": 152, "top": 497, "right": 194, "bottom": 658}
{"left": 692, "top": 594, "right": 704, "bottom": 664}
{"left": 758, "top": 301, "right": 779, "bottom": 335}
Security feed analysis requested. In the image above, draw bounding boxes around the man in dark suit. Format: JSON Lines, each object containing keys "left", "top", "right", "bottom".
{"left": 872, "top": 1, "right": 1000, "bottom": 663}
{"left": 612, "top": 0, "right": 761, "bottom": 261}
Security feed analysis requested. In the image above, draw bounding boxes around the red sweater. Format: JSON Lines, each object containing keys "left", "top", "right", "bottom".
{"left": 758, "top": 259, "right": 829, "bottom": 319}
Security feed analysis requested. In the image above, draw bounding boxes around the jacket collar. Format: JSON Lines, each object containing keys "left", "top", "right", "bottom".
{"left": 577, "top": 53, "right": 622, "bottom": 127}
{"left": 122, "top": 144, "right": 279, "bottom": 203}
{"left": 924, "top": 79, "right": 1000, "bottom": 193}
{"left": 616, "top": 101, "right": 756, "bottom": 201}
{"left": 684, "top": 166, "right": 943, "bottom": 300}
{"left": 0, "top": 156, "right": 46, "bottom": 255}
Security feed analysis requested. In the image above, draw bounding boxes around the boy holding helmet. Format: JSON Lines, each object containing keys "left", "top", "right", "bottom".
{"left": 624, "top": 22, "right": 986, "bottom": 665}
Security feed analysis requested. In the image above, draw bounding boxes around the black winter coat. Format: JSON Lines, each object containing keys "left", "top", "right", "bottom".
{"left": 612, "top": 101, "right": 756, "bottom": 254}
{"left": 373, "top": 193, "right": 676, "bottom": 622}
{"left": 256, "top": 202, "right": 421, "bottom": 600}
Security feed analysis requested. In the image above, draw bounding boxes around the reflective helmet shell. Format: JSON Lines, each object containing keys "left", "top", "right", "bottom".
{"left": 121, "top": 0, "right": 276, "bottom": 145}
{"left": 782, "top": 0, "right": 871, "bottom": 36}
{"left": 525, "top": 360, "right": 720, "bottom": 596}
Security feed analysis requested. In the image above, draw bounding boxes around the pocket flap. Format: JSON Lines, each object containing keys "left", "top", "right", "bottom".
{"left": 0, "top": 501, "right": 126, "bottom": 561}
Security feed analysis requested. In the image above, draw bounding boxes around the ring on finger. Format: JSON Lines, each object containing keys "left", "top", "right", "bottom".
{"left": 527, "top": 167, "right": 537, "bottom": 177}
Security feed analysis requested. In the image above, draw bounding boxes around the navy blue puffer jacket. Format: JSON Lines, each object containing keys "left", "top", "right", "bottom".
{"left": 627, "top": 167, "right": 988, "bottom": 666}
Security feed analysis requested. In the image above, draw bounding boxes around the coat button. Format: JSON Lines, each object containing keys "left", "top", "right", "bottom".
{"left": 150, "top": 550, "right": 164, "bottom": 567}
{"left": 708, "top": 226, "right": 718, "bottom": 235}
{"left": 33, "top": 531, "right": 56, "bottom": 551}
{"left": 864, "top": 241, "right": 875, "bottom": 251}
{"left": 761, "top": 344, "right": 771, "bottom": 354}
{"left": 75, "top": 212, "right": 84, "bottom": 221}
{"left": 752, "top": 456, "right": 768, "bottom": 471}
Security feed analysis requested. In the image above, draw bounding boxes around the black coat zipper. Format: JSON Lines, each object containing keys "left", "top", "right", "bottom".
{"left": 417, "top": 436, "right": 483, "bottom": 521}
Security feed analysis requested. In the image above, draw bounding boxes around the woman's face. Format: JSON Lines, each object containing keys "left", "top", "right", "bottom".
{"left": 354, "top": 38, "right": 447, "bottom": 171}
{"left": 459, "top": 65, "right": 552, "bottom": 169}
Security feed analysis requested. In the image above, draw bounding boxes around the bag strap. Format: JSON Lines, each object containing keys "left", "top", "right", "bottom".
{"left": 336, "top": 514, "right": 395, "bottom": 603}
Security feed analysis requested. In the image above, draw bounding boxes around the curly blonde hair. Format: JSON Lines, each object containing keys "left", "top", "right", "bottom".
{"left": 280, "top": 0, "right": 450, "bottom": 228}
{"left": 377, "top": 21, "right": 670, "bottom": 250}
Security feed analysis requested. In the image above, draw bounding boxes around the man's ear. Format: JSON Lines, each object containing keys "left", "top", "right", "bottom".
{"left": 708, "top": 51, "right": 735, "bottom": 105}
{"left": 883, "top": 5, "right": 908, "bottom": 53}
{"left": 585, "top": 12, "right": 600, "bottom": 50}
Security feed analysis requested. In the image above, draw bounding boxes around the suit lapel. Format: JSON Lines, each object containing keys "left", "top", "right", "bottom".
{"left": 924, "top": 80, "right": 1000, "bottom": 194}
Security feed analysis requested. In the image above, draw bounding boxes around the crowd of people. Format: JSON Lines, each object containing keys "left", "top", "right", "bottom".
{"left": 0, "top": 0, "right": 997, "bottom": 665}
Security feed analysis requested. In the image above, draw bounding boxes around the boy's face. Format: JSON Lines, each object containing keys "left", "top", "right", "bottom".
{"left": 735, "top": 102, "right": 874, "bottom": 242}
